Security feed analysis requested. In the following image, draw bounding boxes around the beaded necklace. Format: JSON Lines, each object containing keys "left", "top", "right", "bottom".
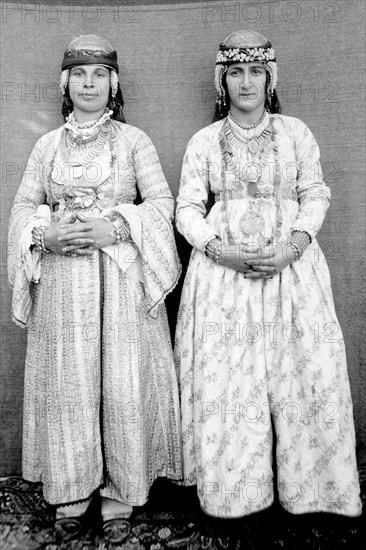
{"left": 66, "top": 109, "right": 112, "bottom": 137}
{"left": 228, "top": 109, "right": 266, "bottom": 131}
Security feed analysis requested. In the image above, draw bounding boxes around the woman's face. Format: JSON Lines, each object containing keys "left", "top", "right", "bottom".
{"left": 226, "top": 62, "right": 266, "bottom": 114}
{"left": 68, "top": 64, "right": 110, "bottom": 114}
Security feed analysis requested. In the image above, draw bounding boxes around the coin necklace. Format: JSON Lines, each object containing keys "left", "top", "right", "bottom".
{"left": 219, "top": 115, "right": 282, "bottom": 243}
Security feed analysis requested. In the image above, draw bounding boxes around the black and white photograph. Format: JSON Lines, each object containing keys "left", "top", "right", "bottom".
{"left": 0, "top": 1, "right": 365, "bottom": 548}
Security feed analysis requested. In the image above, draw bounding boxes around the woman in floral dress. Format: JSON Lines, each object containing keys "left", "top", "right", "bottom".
{"left": 8, "top": 35, "right": 182, "bottom": 542}
{"left": 174, "top": 30, "right": 361, "bottom": 518}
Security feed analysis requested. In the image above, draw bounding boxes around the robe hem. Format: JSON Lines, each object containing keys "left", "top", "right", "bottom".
{"left": 279, "top": 501, "right": 362, "bottom": 517}
{"left": 199, "top": 501, "right": 274, "bottom": 519}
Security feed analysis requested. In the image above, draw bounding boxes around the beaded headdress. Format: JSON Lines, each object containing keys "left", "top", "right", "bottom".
{"left": 60, "top": 35, "right": 119, "bottom": 98}
{"left": 215, "top": 30, "right": 278, "bottom": 108}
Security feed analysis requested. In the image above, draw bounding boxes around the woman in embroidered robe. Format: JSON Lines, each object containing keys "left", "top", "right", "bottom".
{"left": 174, "top": 30, "right": 361, "bottom": 518}
{"left": 8, "top": 35, "right": 182, "bottom": 541}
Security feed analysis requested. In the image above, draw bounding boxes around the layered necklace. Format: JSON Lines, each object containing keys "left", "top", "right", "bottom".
{"left": 64, "top": 109, "right": 113, "bottom": 164}
{"left": 224, "top": 115, "right": 272, "bottom": 197}
{"left": 219, "top": 110, "right": 283, "bottom": 243}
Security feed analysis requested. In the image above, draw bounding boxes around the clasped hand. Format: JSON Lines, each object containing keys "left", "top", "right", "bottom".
{"left": 220, "top": 243, "right": 296, "bottom": 279}
{"left": 43, "top": 213, "right": 115, "bottom": 256}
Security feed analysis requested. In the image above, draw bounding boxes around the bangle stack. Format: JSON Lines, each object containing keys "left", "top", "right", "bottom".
{"left": 205, "top": 237, "right": 222, "bottom": 263}
{"left": 290, "top": 230, "right": 311, "bottom": 259}
{"left": 286, "top": 230, "right": 311, "bottom": 262}
{"left": 112, "top": 217, "right": 130, "bottom": 244}
{"left": 31, "top": 225, "right": 49, "bottom": 253}
{"left": 286, "top": 242, "right": 301, "bottom": 262}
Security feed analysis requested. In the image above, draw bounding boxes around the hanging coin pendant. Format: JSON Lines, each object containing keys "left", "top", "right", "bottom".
{"left": 248, "top": 139, "right": 259, "bottom": 154}
{"left": 247, "top": 164, "right": 260, "bottom": 183}
{"left": 240, "top": 213, "right": 260, "bottom": 234}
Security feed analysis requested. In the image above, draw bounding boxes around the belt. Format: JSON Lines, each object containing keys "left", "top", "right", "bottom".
{"left": 214, "top": 188, "right": 298, "bottom": 202}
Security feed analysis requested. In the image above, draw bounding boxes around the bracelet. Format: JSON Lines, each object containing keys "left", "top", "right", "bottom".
{"left": 290, "top": 230, "right": 311, "bottom": 258}
{"left": 31, "top": 225, "right": 49, "bottom": 253}
{"left": 286, "top": 241, "right": 301, "bottom": 262}
{"left": 112, "top": 217, "right": 130, "bottom": 244}
{"left": 205, "top": 237, "right": 222, "bottom": 263}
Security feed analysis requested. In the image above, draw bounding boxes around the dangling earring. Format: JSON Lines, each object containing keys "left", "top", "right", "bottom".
{"left": 266, "top": 88, "right": 273, "bottom": 112}
{"left": 110, "top": 71, "right": 119, "bottom": 99}
{"left": 107, "top": 98, "right": 116, "bottom": 111}
{"left": 265, "top": 63, "right": 274, "bottom": 112}
{"left": 217, "top": 92, "right": 227, "bottom": 108}
{"left": 60, "top": 69, "right": 70, "bottom": 96}
{"left": 216, "top": 94, "right": 226, "bottom": 119}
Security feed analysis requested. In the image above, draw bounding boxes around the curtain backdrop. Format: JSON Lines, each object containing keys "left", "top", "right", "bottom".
{"left": 1, "top": 0, "right": 365, "bottom": 474}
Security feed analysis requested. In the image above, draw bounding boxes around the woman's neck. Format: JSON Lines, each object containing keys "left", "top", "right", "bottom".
{"left": 229, "top": 105, "right": 266, "bottom": 128}
{"left": 73, "top": 107, "right": 106, "bottom": 124}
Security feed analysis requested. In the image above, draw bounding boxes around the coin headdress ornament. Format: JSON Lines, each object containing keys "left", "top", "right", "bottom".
{"left": 215, "top": 30, "right": 278, "bottom": 111}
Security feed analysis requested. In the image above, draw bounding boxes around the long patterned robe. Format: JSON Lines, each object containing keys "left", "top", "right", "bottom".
{"left": 8, "top": 119, "right": 182, "bottom": 505}
{"left": 174, "top": 113, "right": 361, "bottom": 517}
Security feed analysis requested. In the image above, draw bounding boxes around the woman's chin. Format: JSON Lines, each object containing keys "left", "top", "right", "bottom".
{"left": 237, "top": 101, "right": 262, "bottom": 112}
{"left": 72, "top": 99, "right": 108, "bottom": 113}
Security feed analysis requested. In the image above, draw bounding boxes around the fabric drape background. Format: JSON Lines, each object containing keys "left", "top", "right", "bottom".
{"left": 1, "top": 0, "right": 365, "bottom": 474}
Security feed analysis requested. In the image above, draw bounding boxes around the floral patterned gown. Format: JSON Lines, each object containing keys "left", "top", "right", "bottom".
{"left": 8, "top": 117, "right": 182, "bottom": 505}
{"left": 174, "top": 112, "right": 361, "bottom": 518}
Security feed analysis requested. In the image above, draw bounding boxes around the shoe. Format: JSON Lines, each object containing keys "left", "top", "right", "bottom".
{"left": 54, "top": 516, "right": 86, "bottom": 542}
{"left": 54, "top": 494, "right": 96, "bottom": 543}
{"left": 102, "top": 518, "right": 131, "bottom": 544}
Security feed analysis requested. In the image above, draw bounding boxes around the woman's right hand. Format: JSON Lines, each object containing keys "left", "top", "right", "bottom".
{"left": 218, "top": 242, "right": 251, "bottom": 273}
{"left": 219, "top": 243, "right": 275, "bottom": 279}
{"left": 43, "top": 213, "right": 95, "bottom": 256}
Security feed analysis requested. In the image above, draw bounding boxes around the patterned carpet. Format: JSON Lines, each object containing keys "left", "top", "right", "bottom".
{"left": 0, "top": 475, "right": 365, "bottom": 550}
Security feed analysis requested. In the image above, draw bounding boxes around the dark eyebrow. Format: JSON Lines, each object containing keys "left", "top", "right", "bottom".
{"left": 70, "top": 66, "right": 109, "bottom": 73}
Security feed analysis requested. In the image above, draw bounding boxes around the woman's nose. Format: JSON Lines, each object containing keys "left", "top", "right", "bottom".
{"left": 83, "top": 76, "right": 94, "bottom": 88}
{"left": 240, "top": 73, "right": 250, "bottom": 87}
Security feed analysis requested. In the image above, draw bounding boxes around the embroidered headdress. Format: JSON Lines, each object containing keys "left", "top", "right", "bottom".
{"left": 215, "top": 30, "right": 278, "bottom": 111}
{"left": 60, "top": 35, "right": 119, "bottom": 98}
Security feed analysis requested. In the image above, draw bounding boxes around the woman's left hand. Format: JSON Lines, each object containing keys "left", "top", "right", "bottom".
{"left": 243, "top": 243, "right": 297, "bottom": 279}
{"left": 58, "top": 214, "right": 115, "bottom": 253}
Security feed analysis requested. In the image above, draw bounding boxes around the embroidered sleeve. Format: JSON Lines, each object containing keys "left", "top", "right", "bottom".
{"left": 102, "top": 131, "right": 181, "bottom": 318}
{"left": 8, "top": 137, "right": 49, "bottom": 326}
{"left": 291, "top": 121, "right": 331, "bottom": 240}
{"left": 175, "top": 136, "right": 218, "bottom": 252}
